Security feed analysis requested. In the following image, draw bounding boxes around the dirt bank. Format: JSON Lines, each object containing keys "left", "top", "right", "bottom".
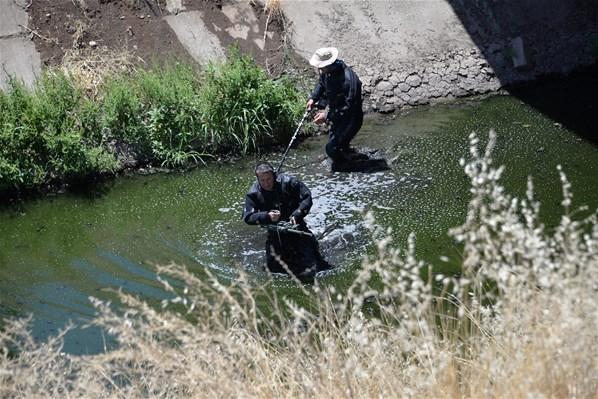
{"left": 27, "top": 0, "right": 289, "bottom": 75}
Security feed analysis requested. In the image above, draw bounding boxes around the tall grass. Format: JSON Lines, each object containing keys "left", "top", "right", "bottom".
{"left": 198, "top": 48, "right": 303, "bottom": 153}
{"left": 0, "top": 50, "right": 304, "bottom": 194}
{"left": 1, "top": 132, "right": 596, "bottom": 398}
{"left": 0, "top": 74, "right": 118, "bottom": 192}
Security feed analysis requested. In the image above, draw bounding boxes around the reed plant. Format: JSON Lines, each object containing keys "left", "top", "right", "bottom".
{"left": 1, "top": 132, "right": 596, "bottom": 398}
{"left": 0, "top": 50, "right": 304, "bottom": 193}
{"left": 0, "top": 73, "right": 118, "bottom": 192}
{"left": 197, "top": 48, "right": 303, "bottom": 154}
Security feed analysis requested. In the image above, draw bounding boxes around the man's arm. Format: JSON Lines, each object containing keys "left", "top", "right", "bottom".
{"left": 341, "top": 65, "right": 362, "bottom": 112}
{"left": 243, "top": 194, "right": 270, "bottom": 225}
{"left": 309, "top": 74, "right": 326, "bottom": 105}
{"left": 290, "top": 178, "right": 313, "bottom": 223}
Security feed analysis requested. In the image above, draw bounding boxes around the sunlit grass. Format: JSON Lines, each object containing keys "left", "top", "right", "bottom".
{"left": 0, "top": 49, "right": 303, "bottom": 193}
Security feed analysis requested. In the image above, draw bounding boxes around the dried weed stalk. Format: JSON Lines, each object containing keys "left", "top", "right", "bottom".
{"left": 61, "top": 47, "right": 143, "bottom": 99}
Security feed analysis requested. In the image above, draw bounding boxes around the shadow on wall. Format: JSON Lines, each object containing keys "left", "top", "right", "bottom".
{"left": 446, "top": 0, "right": 598, "bottom": 145}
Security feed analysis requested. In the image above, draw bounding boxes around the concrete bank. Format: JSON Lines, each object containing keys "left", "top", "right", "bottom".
{"left": 280, "top": 0, "right": 598, "bottom": 112}
{"left": 0, "top": 0, "right": 41, "bottom": 89}
{"left": 4, "top": 0, "right": 598, "bottom": 113}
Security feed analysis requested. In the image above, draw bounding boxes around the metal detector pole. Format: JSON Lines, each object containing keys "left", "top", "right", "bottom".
{"left": 276, "top": 109, "right": 310, "bottom": 174}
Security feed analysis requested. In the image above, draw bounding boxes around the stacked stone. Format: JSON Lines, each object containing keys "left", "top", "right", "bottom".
{"left": 357, "top": 29, "right": 598, "bottom": 113}
{"left": 359, "top": 47, "right": 502, "bottom": 113}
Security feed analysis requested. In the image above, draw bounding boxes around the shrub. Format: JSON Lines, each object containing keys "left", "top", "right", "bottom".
{"left": 99, "top": 54, "right": 303, "bottom": 167}
{"left": 0, "top": 74, "right": 117, "bottom": 190}
{"left": 137, "top": 64, "right": 207, "bottom": 167}
{"left": 1, "top": 50, "right": 305, "bottom": 193}
{"left": 198, "top": 48, "right": 303, "bottom": 154}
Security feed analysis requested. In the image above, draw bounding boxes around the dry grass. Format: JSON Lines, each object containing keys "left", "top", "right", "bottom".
{"left": 61, "top": 47, "right": 143, "bottom": 99}
{"left": 1, "top": 132, "right": 597, "bottom": 398}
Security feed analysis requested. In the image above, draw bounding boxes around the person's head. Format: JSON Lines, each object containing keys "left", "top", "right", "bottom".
{"left": 255, "top": 162, "right": 276, "bottom": 191}
{"left": 309, "top": 47, "right": 339, "bottom": 72}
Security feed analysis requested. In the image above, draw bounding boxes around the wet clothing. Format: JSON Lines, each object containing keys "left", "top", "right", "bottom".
{"left": 243, "top": 174, "right": 330, "bottom": 276}
{"left": 309, "top": 60, "right": 363, "bottom": 162}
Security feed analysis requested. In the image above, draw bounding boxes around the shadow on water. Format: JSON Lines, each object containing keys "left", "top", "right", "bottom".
{"left": 507, "top": 65, "right": 598, "bottom": 146}
{"left": 67, "top": 175, "right": 117, "bottom": 200}
{"left": 446, "top": 1, "right": 598, "bottom": 143}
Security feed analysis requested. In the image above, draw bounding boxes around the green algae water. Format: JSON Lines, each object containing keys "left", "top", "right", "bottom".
{"left": 1, "top": 81, "right": 597, "bottom": 354}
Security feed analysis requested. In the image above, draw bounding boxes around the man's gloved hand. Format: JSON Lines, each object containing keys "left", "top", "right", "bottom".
{"left": 268, "top": 210, "right": 281, "bottom": 222}
{"left": 313, "top": 110, "right": 327, "bottom": 125}
{"left": 290, "top": 209, "right": 304, "bottom": 225}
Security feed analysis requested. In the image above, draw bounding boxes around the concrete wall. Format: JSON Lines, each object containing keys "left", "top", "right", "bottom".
{"left": 0, "top": 0, "right": 41, "bottom": 89}
{"left": 280, "top": 0, "right": 598, "bottom": 112}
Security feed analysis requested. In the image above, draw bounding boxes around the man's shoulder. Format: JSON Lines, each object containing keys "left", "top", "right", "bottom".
{"left": 246, "top": 181, "right": 261, "bottom": 195}
{"left": 277, "top": 173, "right": 298, "bottom": 185}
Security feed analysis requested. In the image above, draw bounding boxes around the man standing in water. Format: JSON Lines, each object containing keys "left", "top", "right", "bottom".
{"left": 243, "top": 162, "right": 331, "bottom": 278}
{"left": 307, "top": 47, "right": 366, "bottom": 171}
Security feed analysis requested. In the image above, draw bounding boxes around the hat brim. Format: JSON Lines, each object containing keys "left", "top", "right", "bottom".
{"left": 309, "top": 47, "right": 339, "bottom": 68}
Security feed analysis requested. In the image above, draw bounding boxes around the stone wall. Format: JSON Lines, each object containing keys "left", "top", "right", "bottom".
{"left": 280, "top": 0, "right": 598, "bottom": 113}
{"left": 361, "top": 30, "right": 598, "bottom": 113}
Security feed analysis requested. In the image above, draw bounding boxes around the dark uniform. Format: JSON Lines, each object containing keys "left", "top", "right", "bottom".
{"left": 309, "top": 59, "right": 363, "bottom": 164}
{"left": 243, "top": 173, "right": 330, "bottom": 276}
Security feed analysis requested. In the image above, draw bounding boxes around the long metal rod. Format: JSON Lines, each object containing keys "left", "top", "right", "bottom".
{"left": 276, "top": 109, "right": 310, "bottom": 174}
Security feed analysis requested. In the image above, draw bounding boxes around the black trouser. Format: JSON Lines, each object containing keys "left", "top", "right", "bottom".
{"left": 326, "top": 108, "right": 364, "bottom": 162}
{"left": 265, "top": 227, "right": 329, "bottom": 275}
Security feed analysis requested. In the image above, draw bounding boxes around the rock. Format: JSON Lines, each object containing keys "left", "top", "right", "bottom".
{"left": 405, "top": 74, "right": 421, "bottom": 87}
{"left": 379, "top": 103, "right": 395, "bottom": 113}
{"left": 89, "top": 41, "right": 98, "bottom": 48}
{"left": 450, "top": 87, "right": 468, "bottom": 97}
{"left": 396, "top": 71, "right": 409, "bottom": 81}
{"left": 375, "top": 80, "right": 394, "bottom": 92}
{"left": 398, "top": 82, "right": 410, "bottom": 92}
{"left": 399, "top": 92, "right": 411, "bottom": 102}
{"left": 428, "top": 73, "right": 441, "bottom": 86}
{"left": 388, "top": 72, "right": 401, "bottom": 85}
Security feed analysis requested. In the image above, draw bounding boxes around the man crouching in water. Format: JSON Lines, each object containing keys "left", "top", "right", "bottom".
{"left": 243, "top": 162, "right": 332, "bottom": 278}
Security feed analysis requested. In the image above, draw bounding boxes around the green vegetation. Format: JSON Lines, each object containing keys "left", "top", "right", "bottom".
{"left": 0, "top": 51, "right": 304, "bottom": 194}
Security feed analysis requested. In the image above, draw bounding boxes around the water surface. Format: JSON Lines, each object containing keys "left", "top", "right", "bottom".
{"left": 1, "top": 82, "right": 597, "bottom": 354}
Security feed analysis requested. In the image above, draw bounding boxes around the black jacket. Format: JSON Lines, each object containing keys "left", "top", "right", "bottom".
{"left": 309, "top": 60, "right": 362, "bottom": 122}
{"left": 243, "top": 174, "right": 313, "bottom": 225}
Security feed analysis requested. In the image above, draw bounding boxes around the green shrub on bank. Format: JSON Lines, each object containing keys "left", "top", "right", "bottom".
{"left": 198, "top": 49, "right": 303, "bottom": 153}
{"left": 0, "top": 52, "right": 304, "bottom": 193}
{"left": 0, "top": 74, "right": 118, "bottom": 191}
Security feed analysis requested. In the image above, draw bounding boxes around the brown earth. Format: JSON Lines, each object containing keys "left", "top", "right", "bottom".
{"left": 28, "top": 0, "right": 289, "bottom": 74}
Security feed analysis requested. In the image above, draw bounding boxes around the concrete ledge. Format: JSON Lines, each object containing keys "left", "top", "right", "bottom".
{"left": 164, "top": 11, "right": 225, "bottom": 65}
{"left": 0, "top": 0, "right": 29, "bottom": 37}
{"left": 0, "top": 36, "right": 41, "bottom": 89}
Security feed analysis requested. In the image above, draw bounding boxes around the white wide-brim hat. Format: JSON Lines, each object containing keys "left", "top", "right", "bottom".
{"left": 309, "top": 47, "right": 339, "bottom": 68}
